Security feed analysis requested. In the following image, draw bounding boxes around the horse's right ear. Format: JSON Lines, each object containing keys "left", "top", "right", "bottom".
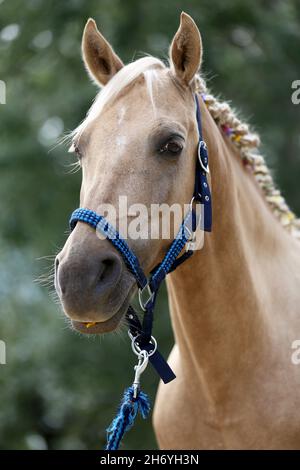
{"left": 169, "top": 12, "right": 202, "bottom": 86}
{"left": 82, "top": 18, "right": 124, "bottom": 87}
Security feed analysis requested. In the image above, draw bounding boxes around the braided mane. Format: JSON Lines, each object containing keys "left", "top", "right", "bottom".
{"left": 195, "top": 77, "right": 300, "bottom": 240}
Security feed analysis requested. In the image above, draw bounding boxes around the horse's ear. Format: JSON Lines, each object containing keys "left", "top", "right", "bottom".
{"left": 169, "top": 12, "right": 202, "bottom": 86}
{"left": 82, "top": 18, "right": 124, "bottom": 87}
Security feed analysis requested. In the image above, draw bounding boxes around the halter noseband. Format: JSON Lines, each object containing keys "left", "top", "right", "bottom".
{"left": 69, "top": 94, "right": 211, "bottom": 384}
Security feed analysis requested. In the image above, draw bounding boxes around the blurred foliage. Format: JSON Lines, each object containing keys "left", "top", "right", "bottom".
{"left": 0, "top": 0, "right": 299, "bottom": 450}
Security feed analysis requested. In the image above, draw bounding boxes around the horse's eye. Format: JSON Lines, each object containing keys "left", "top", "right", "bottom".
{"left": 74, "top": 146, "right": 82, "bottom": 159}
{"left": 68, "top": 142, "right": 82, "bottom": 160}
{"left": 159, "top": 140, "right": 183, "bottom": 156}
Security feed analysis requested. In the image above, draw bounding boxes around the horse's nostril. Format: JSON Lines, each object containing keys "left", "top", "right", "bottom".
{"left": 97, "top": 255, "right": 122, "bottom": 290}
{"left": 55, "top": 251, "right": 123, "bottom": 306}
{"left": 99, "top": 259, "right": 114, "bottom": 282}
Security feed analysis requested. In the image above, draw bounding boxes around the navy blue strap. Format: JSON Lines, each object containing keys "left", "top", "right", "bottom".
{"left": 167, "top": 249, "right": 194, "bottom": 273}
{"left": 148, "top": 349, "right": 176, "bottom": 383}
{"left": 194, "top": 95, "right": 212, "bottom": 232}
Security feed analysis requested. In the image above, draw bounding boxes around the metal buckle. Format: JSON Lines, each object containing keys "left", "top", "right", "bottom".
{"left": 186, "top": 233, "right": 197, "bottom": 252}
{"left": 198, "top": 140, "right": 210, "bottom": 174}
{"left": 184, "top": 198, "right": 198, "bottom": 251}
{"left": 185, "top": 220, "right": 197, "bottom": 251}
{"left": 184, "top": 201, "right": 195, "bottom": 252}
{"left": 185, "top": 198, "right": 204, "bottom": 251}
{"left": 138, "top": 283, "right": 154, "bottom": 311}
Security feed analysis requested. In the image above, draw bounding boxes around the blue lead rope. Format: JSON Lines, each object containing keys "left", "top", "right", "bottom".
{"left": 69, "top": 94, "right": 212, "bottom": 450}
{"left": 106, "top": 386, "right": 151, "bottom": 451}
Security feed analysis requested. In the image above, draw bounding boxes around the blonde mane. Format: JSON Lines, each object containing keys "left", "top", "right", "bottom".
{"left": 72, "top": 56, "right": 300, "bottom": 239}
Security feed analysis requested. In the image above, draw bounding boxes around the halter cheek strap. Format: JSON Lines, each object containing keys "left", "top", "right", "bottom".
{"left": 69, "top": 94, "right": 212, "bottom": 384}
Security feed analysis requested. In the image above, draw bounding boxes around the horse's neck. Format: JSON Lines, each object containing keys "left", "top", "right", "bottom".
{"left": 166, "top": 100, "right": 299, "bottom": 396}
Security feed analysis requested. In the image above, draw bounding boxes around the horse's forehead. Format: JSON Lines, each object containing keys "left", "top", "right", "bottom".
{"left": 102, "top": 73, "right": 189, "bottom": 129}
{"left": 81, "top": 70, "right": 191, "bottom": 146}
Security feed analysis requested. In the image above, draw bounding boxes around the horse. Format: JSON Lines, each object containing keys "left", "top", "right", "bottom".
{"left": 54, "top": 12, "right": 300, "bottom": 449}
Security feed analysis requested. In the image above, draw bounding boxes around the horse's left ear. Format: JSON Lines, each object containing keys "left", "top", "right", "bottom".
{"left": 169, "top": 12, "right": 202, "bottom": 86}
{"left": 82, "top": 18, "right": 124, "bottom": 87}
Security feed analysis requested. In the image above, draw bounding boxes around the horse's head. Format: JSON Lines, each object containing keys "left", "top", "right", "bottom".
{"left": 55, "top": 12, "right": 203, "bottom": 334}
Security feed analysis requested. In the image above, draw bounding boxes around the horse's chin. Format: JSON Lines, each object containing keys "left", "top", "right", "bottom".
{"left": 70, "top": 289, "right": 134, "bottom": 335}
{"left": 71, "top": 306, "right": 125, "bottom": 334}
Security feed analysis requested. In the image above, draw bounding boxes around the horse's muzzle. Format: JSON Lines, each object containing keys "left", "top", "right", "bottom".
{"left": 55, "top": 238, "right": 125, "bottom": 324}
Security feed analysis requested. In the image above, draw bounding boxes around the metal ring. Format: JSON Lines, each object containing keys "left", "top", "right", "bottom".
{"left": 131, "top": 334, "right": 157, "bottom": 357}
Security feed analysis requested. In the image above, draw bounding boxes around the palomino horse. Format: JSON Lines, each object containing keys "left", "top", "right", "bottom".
{"left": 55, "top": 13, "right": 300, "bottom": 449}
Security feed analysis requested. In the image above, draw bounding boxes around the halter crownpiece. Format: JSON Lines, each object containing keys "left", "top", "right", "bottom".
{"left": 69, "top": 94, "right": 212, "bottom": 449}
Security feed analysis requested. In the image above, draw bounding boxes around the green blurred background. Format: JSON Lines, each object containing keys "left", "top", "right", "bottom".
{"left": 0, "top": 0, "right": 299, "bottom": 450}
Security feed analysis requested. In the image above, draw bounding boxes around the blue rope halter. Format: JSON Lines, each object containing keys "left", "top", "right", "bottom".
{"left": 69, "top": 94, "right": 211, "bottom": 381}
{"left": 69, "top": 94, "right": 212, "bottom": 448}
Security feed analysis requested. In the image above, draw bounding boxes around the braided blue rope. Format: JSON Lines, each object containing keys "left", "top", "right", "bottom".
{"left": 106, "top": 386, "right": 151, "bottom": 450}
